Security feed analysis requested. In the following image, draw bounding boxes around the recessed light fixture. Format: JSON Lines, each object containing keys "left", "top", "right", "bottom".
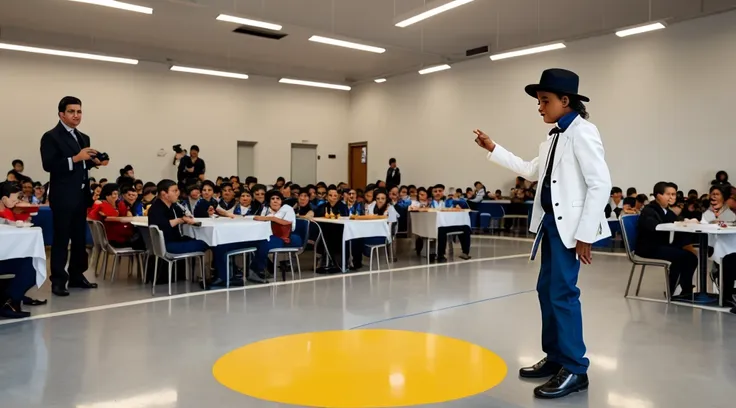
{"left": 490, "top": 43, "right": 566, "bottom": 61}
{"left": 170, "top": 66, "right": 248, "bottom": 80}
{"left": 308, "top": 36, "right": 386, "bottom": 54}
{"left": 418, "top": 64, "right": 451, "bottom": 75}
{"left": 615, "top": 22, "right": 666, "bottom": 37}
{"left": 374, "top": 78, "right": 387, "bottom": 83}
{"left": 396, "top": 0, "right": 474, "bottom": 28}
{"left": 216, "top": 14, "right": 282, "bottom": 31}
{"left": 0, "top": 42, "right": 138, "bottom": 64}
{"left": 278, "top": 78, "right": 351, "bottom": 91}
{"left": 68, "top": 0, "right": 153, "bottom": 14}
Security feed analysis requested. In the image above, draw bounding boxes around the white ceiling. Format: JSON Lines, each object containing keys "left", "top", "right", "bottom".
{"left": 1, "top": 0, "right": 735, "bottom": 83}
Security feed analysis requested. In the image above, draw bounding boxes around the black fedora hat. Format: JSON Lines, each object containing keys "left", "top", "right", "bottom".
{"left": 525, "top": 68, "right": 589, "bottom": 102}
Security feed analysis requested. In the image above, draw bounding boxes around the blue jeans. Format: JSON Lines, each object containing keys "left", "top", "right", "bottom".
{"left": 538, "top": 213, "right": 589, "bottom": 374}
{"left": 0, "top": 258, "right": 36, "bottom": 302}
{"left": 165, "top": 239, "right": 208, "bottom": 255}
{"left": 251, "top": 234, "right": 303, "bottom": 272}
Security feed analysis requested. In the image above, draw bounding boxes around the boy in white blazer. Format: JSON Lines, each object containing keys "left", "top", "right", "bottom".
{"left": 474, "top": 68, "right": 612, "bottom": 399}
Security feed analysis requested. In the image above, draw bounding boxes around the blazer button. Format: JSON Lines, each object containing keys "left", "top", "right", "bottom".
{"left": 557, "top": 216, "right": 562, "bottom": 220}
{"left": 552, "top": 180, "right": 557, "bottom": 183}
{"left": 555, "top": 203, "right": 559, "bottom": 206}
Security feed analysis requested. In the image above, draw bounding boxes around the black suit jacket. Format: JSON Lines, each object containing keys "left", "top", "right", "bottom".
{"left": 386, "top": 167, "right": 401, "bottom": 188}
{"left": 40, "top": 121, "right": 94, "bottom": 208}
{"left": 635, "top": 202, "right": 686, "bottom": 256}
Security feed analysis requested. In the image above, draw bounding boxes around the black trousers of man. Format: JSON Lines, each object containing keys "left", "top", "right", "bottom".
{"left": 436, "top": 226, "right": 472, "bottom": 258}
{"left": 640, "top": 246, "right": 697, "bottom": 295}
{"left": 50, "top": 202, "right": 89, "bottom": 285}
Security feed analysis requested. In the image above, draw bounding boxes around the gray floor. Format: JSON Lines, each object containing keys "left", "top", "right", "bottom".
{"left": 1, "top": 237, "right": 735, "bottom": 408}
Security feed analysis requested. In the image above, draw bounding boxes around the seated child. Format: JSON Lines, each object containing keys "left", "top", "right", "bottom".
{"left": 193, "top": 180, "right": 219, "bottom": 218}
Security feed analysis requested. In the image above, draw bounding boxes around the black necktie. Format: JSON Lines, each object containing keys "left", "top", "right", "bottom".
{"left": 548, "top": 127, "right": 562, "bottom": 136}
{"left": 543, "top": 128, "right": 563, "bottom": 187}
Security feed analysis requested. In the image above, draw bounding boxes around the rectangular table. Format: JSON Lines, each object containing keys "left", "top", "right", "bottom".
{"left": 656, "top": 223, "right": 736, "bottom": 306}
{"left": 410, "top": 210, "right": 472, "bottom": 261}
{"left": 0, "top": 225, "right": 47, "bottom": 287}
{"left": 313, "top": 218, "right": 392, "bottom": 272}
{"left": 127, "top": 217, "right": 272, "bottom": 246}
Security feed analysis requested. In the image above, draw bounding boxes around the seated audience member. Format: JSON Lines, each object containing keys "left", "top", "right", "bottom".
{"left": 32, "top": 182, "right": 46, "bottom": 205}
{"left": 620, "top": 197, "right": 639, "bottom": 217}
{"left": 399, "top": 185, "right": 410, "bottom": 202}
{"left": 251, "top": 184, "right": 267, "bottom": 213}
{"left": 216, "top": 182, "right": 238, "bottom": 218}
{"left": 465, "top": 188, "right": 475, "bottom": 200}
{"left": 635, "top": 194, "right": 648, "bottom": 211}
{"left": 99, "top": 178, "right": 109, "bottom": 187}
{"left": 140, "top": 183, "right": 157, "bottom": 215}
{"left": 410, "top": 187, "right": 430, "bottom": 209}
{"left": 118, "top": 184, "right": 142, "bottom": 216}
{"left": 6, "top": 170, "right": 19, "bottom": 183}
{"left": 711, "top": 170, "right": 730, "bottom": 187}
{"left": 294, "top": 191, "right": 315, "bottom": 218}
{"left": 356, "top": 188, "right": 365, "bottom": 203}
{"left": 363, "top": 184, "right": 376, "bottom": 214}
{"left": 193, "top": 180, "right": 218, "bottom": 218}
{"left": 608, "top": 187, "right": 624, "bottom": 219}
{"left": 212, "top": 185, "right": 221, "bottom": 201}
{"left": 249, "top": 190, "right": 301, "bottom": 283}
{"left": 312, "top": 184, "right": 327, "bottom": 210}
{"left": 702, "top": 185, "right": 736, "bottom": 223}
{"left": 352, "top": 188, "right": 398, "bottom": 270}
{"left": 345, "top": 188, "right": 363, "bottom": 215}
{"left": 234, "top": 190, "right": 257, "bottom": 216}
{"left": 388, "top": 186, "right": 401, "bottom": 207}
{"left": 185, "top": 184, "right": 201, "bottom": 213}
{"left": 470, "top": 181, "right": 486, "bottom": 203}
{"left": 626, "top": 187, "right": 637, "bottom": 198}
{"left": 134, "top": 179, "right": 143, "bottom": 195}
{"left": 0, "top": 182, "right": 32, "bottom": 222}
{"left": 87, "top": 184, "right": 103, "bottom": 218}
{"left": 215, "top": 177, "right": 224, "bottom": 186}
{"left": 315, "top": 187, "right": 350, "bottom": 272}
{"left": 306, "top": 184, "right": 317, "bottom": 201}
{"left": 680, "top": 198, "right": 703, "bottom": 221}
{"left": 88, "top": 184, "right": 143, "bottom": 249}
{"left": 427, "top": 184, "right": 472, "bottom": 262}
{"left": 20, "top": 179, "right": 33, "bottom": 203}
{"left": 636, "top": 182, "right": 696, "bottom": 300}
{"left": 11, "top": 159, "right": 23, "bottom": 175}
{"left": 281, "top": 184, "right": 296, "bottom": 207}
{"left": 316, "top": 186, "right": 349, "bottom": 217}
{"left": 230, "top": 176, "right": 242, "bottom": 192}
{"left": 408, "top": 185, "right": 418, "bottom": 201}
{"left": 671, "top": 197, "right": 684, "bottom": 217}
{"left": 290, "top": 184, "right": 301, "bottom": 200}
{"left": 728, "top": 194, "right": 736, "bottom": 212}
{"left": 274, "top": 177, "right": 286, "bottom": 189}
{"left": 245, "top": 176, "right": 258, "bottom": 191}
{"left": 494, "top": 189, "right": 503, "bottom": 199}
{"left": 687, "top": 189, "right": 699, "bottom": 200}
{"left": 377, "top": 180, "right": 387, "bottom": 189}
{"left": 116, "top": 165, "right": 135, "bottom": 187}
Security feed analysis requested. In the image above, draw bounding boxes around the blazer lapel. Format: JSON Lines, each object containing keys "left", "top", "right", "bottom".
{"left": 551, "top": 133, "right": 570, "bottom": 175}
{"left": 55, "top": 121, "right": 83, "bottom": 155}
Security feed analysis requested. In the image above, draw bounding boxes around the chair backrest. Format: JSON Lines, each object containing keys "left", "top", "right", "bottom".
{"left": 489, "top": 204, "right": 505, "bottom": 218}
{"left": 86, "top": 220, "right": 101, "bottom": 248}
{"left": 148, "top": 225, "right": 168, "bottom": 258}
{"left": 619, "top": 214, "right": 639, "bottom": 262}
{"left": 294, "top": 218, "right": 310, "bottom": 252}
{"left": 137, "top": 225, "right": 154, "bottom": 254}
{"left": 91, "top": 220, "right": 111, "bottom": 249}
{"left": 307, "top": 219, "right": 332, "bottom": 264}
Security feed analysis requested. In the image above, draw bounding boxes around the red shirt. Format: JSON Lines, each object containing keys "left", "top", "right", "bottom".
{"left": 0, "top": 208, "right": 31, "bottom": 222}
{"left": 88, "top": 201, "right": 133, "bottom": 244}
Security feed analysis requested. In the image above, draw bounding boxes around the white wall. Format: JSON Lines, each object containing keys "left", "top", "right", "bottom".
{"left": 0, "top": 54, "right": 349, "bottom": 185}
{"left": 349, "top": 10, "right": 736, "bottom": 195}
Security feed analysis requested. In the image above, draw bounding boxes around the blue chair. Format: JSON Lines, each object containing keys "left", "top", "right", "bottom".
{"left": 270, "top": 218, "right": 309, "bottom": 281}
{"left": 619, "top": 214, "right": 673, "bottom": 303}
{"left": 489, "top": 204, "right": 506, "bottom": 232}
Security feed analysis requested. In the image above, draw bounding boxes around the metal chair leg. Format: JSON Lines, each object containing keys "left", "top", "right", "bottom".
{"left": 295, "top": 252, "right": 302, "bottom": 279}
{"left": 624, "top": 263, "right": 636, "bottom": 297}
{"left": 226, "top": 254, "right": 231, "bottom": 288}
{"left": 369, "top": 247, "right": 375, "bottom": 271}
{"left": 167, "top": 261, "right": 173, "bottom": 296}
{"left": 384, "top": 246, "right": 391, "bottom": 269}
{"left": 289, "top": 253, "right": 295, "bottom": 281}
{"left": 174, "top": 262, "right": 178, "bottom": 283}
{"left": 102, "top": 253, "right": 109, "bottom": 280}
{"left": 142, "top": 254, "right": 149, "bottom": 284}
{"left": 110, "top": 256, "right": 119, "bottom": 283}
{"left": 152, "top": 258, "right": 159, "bottom": 295}
{"left": 664, "top": 266, "right": 671, "bottom": 303}
{"left": 200, "top": 256, "right": 206, "bottom": 289}
{"left": 635, "top": 265, "right": 646, "bottom": 296}
{"left": 273, "top": 253, "right": 280, "bottom": 282}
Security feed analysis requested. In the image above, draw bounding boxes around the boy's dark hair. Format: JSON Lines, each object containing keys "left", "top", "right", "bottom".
{"left": 364, "top": 183, "right": 376, "bottom": 192}
{"left": 433, "top": 184, "right": 445, "bottom": 191}
{"left": 389, "top": 158, "right": 396, "bottom": 165}
{"left": 626, "top": 187, "right": 637, "bottom": 196}
{"left": 12, "top": 159, "right": 23, "bottom": 167}
{"left": 99, "top": 178, "right": 108, "bottom": 183}
{"left": 408, "top": 184, "right": 416, "bottom": 190}
{"left": 327, "top": 186, "right": 338, "bottom": 194}
{"left": 265, "top": 190, "right": 284, "bottom": 203}
{"left": 466, "top": 187, "right": 473, "bottom": 192}
{"left": 190, "top": 145, "right": 199, "bottom": 152}
{"left": 636, "top": 194, "right": 648, "bottom": 204}
{"left": 298, "top": 190, "right": 309, "bottom": 197}
{"left": 456, "top": 188, "right": 463, "bottom": 194}
{"left": 58, "top": 96, "right": 81, "bottom": 113}
{"left": 220, "top": 182, "right": 233, "bottom": 191}
{"left": 245, "top": 176, "right": 257, "bottom": 184}
{"left": 187, "top": 184, "right": 200, "bottom": 193}
{"left": 90, "top": 183, "right": 100, "bottom": 192}
{"left": 495, "top": 189, "right": 502, "bottom": 195}
{"left": 1, "top": 181, "right": 21, "bottom": 198}
{"left": 213, "top": 186, "right": 221, "bottom": 194}
{"left": 276, "top": 176, "right": 285, "bottom": 182}
{"left": 290, "top": 184, "right": 301, "bottom": 192}
{"left": 157, "top": 179, "right": 177, "bottom": 194}
{"left": 556, "top": 93, "right": 588, "bottom": 119}
{"left": 252, "top": 184, "right": 267, "bottom": 194}
{"left": 623, "top": 197, "right": 636, "bottom": 207}
{"left": 653, "top": 182, "right": 672, "bottom": 197}
{"left": 134, "top": 179, "right": 143, "bottom": 186}
{"left": 120, "top": 184, "right": 136, "bottom": 195}
{"left": 101, "top": 183, "right": 119, "bottom": 199}
{"left": 709, "top": 185, "right": 730, "bottom": 198}
{"left": 316, "top": 181, "right": 327, "bottom": 188}
{"left": 610, "top": 187, "right": 622, "bottom": 195}
{"left": 688, "top": 189, "right": 698, "bottom": 196}
{"left": 201, "top": 180, "right": 216, "bottom": 190}
{"left": 668, "top": 182, "right": 678, "bottom": 191}
{"left": 240, "top": 189, "right": 252, "bottom": 197}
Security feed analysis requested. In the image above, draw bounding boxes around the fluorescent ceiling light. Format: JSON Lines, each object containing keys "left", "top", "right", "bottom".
{"left": 279, "top": 78, "right": 351, "bottom": 91}
{"left": 68, "top": 0, "right": 152, "bottom": 14}
{"left": 0, "top": 42, "right": 138, "bottom": 64}
{"left": 374, "top": 78, "right": 387, "bottom": 83}
{"left": 308, "top": 35, "right": 385, "bottom": 54}
{"left": 418, "top": 64, "right": 451, "bottom": 75}
{"left": 170, "top": 66, "right": 248, "bottom": 80}
{"left": 216, "top": 14, "right": 282, "bottom": 31}
{"left": 490, "top": 43, "right": 566, "bottom": 61}
{"left": 615, "top": 22, "right": 666, "bottom": 37}
{"left": 396, "top": 0, "right": 474, "bottom": 28}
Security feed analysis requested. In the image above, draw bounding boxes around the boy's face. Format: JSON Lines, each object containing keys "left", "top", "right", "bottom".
{"left": 536, "top": 91, "right": 570, "bottom": 124}
{"left": 254, "top": 189, "right": 265, "bottom": 203}
{"left": 202, "top": 185, "right": 213, "bottom": 200}
{"left": 189, "top": 189, "right": 201, "bottom": 200}
{"left": 13, "top": 163, "right": 23, "bottom": 172}
{"left": 317, "top": 187, "right": 327, "bottom": 199}
{"left": 327, "top": 190, "right": 339, "bottom": 205}
{"left": 389, "top": 189, "right": 399, "bottom": 202}
{"left": 239, "top": 192, "right": 252, "bottom": 207}
{"left": 124, "top": 190, "right": 137, "bottom": 203}
{"left": 432, "top": 188, "right": 444, "bottom": 201}
{"left": 298, "top": 193, "right": 310, "bottom": 207}
{"left": 222, "top": 186, "right": 234, "bottom": 202}
{"left": 418, "top": 191, "right": 427, "bottom": 202}
{"left": 6, "top": 173, "right": 16, "bottom": 182}
{"left": 364, "top": 191, "right": 374, "bottom": 203}
{"left": 656, "top": 188, "right": 676, "bottom": 208}
{"left": 22, "top": 183, "right": 33, "bottom": 198}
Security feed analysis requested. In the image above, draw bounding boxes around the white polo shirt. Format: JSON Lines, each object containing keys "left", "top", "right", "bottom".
{"left": 260, "top": 204, "right": 297, "bottom": 231}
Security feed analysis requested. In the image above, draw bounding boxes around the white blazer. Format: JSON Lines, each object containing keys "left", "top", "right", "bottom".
{"left": 487, "top": 115, "right": 612, "bottom": 249}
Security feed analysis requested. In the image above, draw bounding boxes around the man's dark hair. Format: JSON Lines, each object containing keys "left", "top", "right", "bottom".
{"left": 667, "top": 182, "right": 678, "bottom": 191}
{"left": 58, "top": 96, "right": 81, "bottom": 113}
{"left": 495, "top": 189, "right": 502, "bottom": 195}
{"left": 298, "top": 190, "right": 309, "bottom": 197}
{"left": 653, "top": 181, "right": 672, "bottom": 197}
{"left": 187, "top": 184, "right": 201, "bottom": 193}
{"left": 626, "top": 187, "right": 637, "bottom": 196}
{"left": 213, "top": 186, "right": 221, "bottom": 194}
{"left": 433, "top": 184, "right": 445, "bottom": 191}
{"left": 201, "top": 180, "right": 216, "bottom": 191}
{"left": 99, "top": 178, "right": 108, "bottom": 183}
{"left": 276, "top": 176, "right": 286, "bottom": 183}
{"left": 623, "top": 197, "right": 636, "bottom": 207}
{"left": 364, "top": 183, "right": 376, "bottom": 193}
{"left": 265, "top": 189, "right": 284, "bottom": 203}
{"left": 327, "top": 186, "right": 338, "bottom": 194}
{"left": 245, "top": 176, "right": 257, "bottom": 184}
{"left": 316, "top": 181, "right": 327, "bottom": 189}
{"left": 220, "top": 182, "right": 233, "bottom": 191}
{"left": 290, "top": 184, "right": 301, "bottom": 192}
{"left": 190, "top": 145, "right": 200, "bottom": 152}
{"left": 252, "top": 184, "right": 267, "bottom": 194}
{"left": 7, "top": 170, "right": 17, "bottom": 177}
{"left": 240, "top": 189, "right": 252, "bottom": 197}
{"left": 1, "top": 181, "right": 21, "bottom": 198}
{"left": 636, "top": 194, "right": 648, "bottom": 204}
{"left": 134, "top": 179, "right": 143, "bottom": 187}
{"left": 709, "top": 185, "right": 730, "bottom": 198}
{"left": 11, "top": 159, "right": 23, "bottom": 168}
{"left": 101, "top": 183, "right": 119, "bottom": 199}
{"left": 688, "top": 189, "right": 698, "bottom": 196}
{"left": 455, "top": 188, "right": 463, "bottom": 194}
{"left": 120, "top": 184, "right": 136, "bottom": 195}
{"left": 389, "top": 158, "right": 396, "bottom": 165}
{"left": 157, "top": 179, "right": 177, "bottom": 194}
{"left": 610, "top": 187, "right": 622, "bottom": 195}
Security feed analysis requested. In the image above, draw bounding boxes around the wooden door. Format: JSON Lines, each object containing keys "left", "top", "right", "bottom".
{"left": 349, "top": 143, "right": 367, "bottom": 190}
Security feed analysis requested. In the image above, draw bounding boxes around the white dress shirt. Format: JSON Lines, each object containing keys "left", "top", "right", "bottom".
{"left": 260, "top": 205, "right": 297, "bottom": 231}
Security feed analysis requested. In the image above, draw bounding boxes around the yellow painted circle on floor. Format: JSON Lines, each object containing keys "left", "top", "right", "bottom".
{"left": 212, "top": 329, "right": 507, "bottom": 407}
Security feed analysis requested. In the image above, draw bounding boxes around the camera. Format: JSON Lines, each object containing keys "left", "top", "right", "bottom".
{"left": 96, "top": 152, "right": 110, "bottom": 162}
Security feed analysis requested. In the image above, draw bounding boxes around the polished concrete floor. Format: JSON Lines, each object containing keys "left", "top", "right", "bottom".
{"left": 1, "top": 237, "right": 734, "bottom": 408}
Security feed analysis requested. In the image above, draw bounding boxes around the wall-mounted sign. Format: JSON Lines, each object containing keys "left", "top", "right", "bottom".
{"left": 361, "top": 147, "right": 367, "bottom": 164}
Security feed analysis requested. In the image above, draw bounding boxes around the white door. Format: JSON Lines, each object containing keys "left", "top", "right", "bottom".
{"left": 290, "top": 144, "right": 317, "bottom": 186}
{"left": 237, "top": 142, "right": 256, "bottom": 180}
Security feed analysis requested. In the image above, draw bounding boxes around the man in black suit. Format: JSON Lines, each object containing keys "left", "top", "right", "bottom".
{"left": 385, "top": 158, "right": 401, "bottom": 189}
{"left": 40, "top": 96, "right": 109, "bottom": 296}
{"left": 177, "top": 145, "right": 206, "bottom": 185}
{"left": 635, "top": 181, "right": 697, "bottom": 300}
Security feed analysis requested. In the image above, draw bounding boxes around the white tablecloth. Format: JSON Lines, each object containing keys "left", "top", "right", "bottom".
{"left": 0, "top": 225, "right": 47, "bottom": 287}
{"left": 656, "top": 223, "right": 736, "bottom": 264}
{"left": 410, "top": 211, "right": 471, "bottom": 239}
{"left": 314, "top": 218, "right": 392, "bottom": 242}
{"left": 182, "top": 218, "right": 272, "bottom": 246}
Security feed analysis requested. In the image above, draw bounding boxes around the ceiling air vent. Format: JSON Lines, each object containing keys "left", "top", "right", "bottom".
{"left": 233, "top": 26, "right": 288, "bottom": 40}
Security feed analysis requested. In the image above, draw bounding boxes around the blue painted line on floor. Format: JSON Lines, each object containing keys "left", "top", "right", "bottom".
{"left": 350, "top": 289, "right": 536, "bottom": 329}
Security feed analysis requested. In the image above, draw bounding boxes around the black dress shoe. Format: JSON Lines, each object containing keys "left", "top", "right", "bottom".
{"left": 435, "top": 256, "right": 448, "bottom": 263}
{"left": 0, "top": 300, "right": 31, "bottom": 319}
{"left": 52, "top": 283, "right": 70, "bottom": 297}
{"left": 68, "top": 277, "right": 98, "bottom": 289}
{"left": 519, "top": 357, "right": 561, "bottom": 378}
{"left": 534, "top": 368, "right": 589, "bottom": 399}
